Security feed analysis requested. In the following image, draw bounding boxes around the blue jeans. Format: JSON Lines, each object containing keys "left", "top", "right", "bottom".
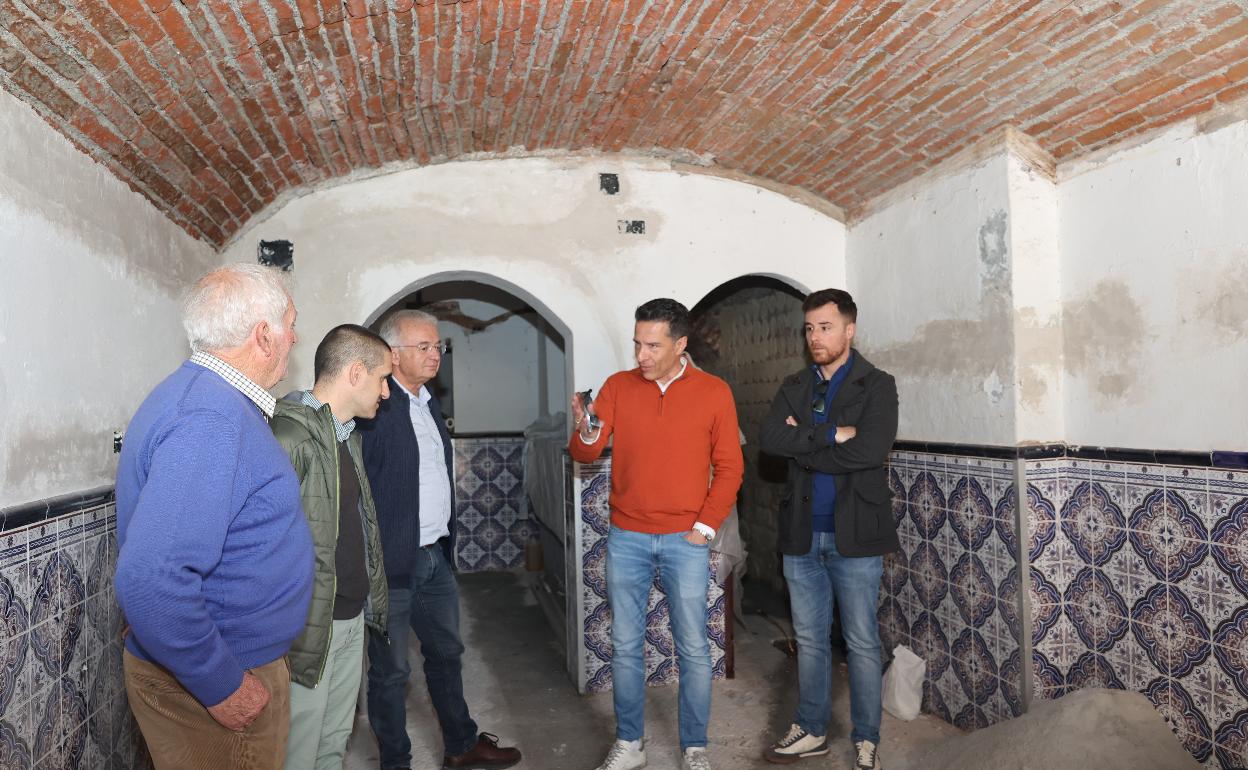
{"left": 783, "top": 532, "right": 884, "bottom": 745}
{"left": 606, "top": 526, "right": 711, "bottom": 750}
{"left": 366, "top": 545, "right": 477, "bottom": 769}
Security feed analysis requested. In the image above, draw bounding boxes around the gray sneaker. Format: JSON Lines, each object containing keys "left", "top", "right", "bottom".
{"left": 764, "top": 724, "right": 829, "bottom": 764}
{"left": 854, "top": 740, "right": 881, "bottom": 770}
{"left": 595, "top": 739, "right": 647, "bottom": 770}
{"left": 682, "top": 747, "right": 711, "bottom": 770}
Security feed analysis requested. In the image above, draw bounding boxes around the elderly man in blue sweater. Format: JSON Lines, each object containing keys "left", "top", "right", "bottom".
{"left": 115, "top": 263, "right": 314, "bottom": 770}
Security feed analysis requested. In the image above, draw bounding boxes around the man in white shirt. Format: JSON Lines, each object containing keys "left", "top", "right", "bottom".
{"left": 358, "top": 310, "right": 521, "bottom": 770}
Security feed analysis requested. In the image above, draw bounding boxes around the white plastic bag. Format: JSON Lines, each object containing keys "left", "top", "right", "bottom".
{"left": 881, "top": 644, "right": 926, "bottom": 721}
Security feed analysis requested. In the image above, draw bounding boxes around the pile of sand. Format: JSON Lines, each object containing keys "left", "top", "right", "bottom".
{"left": 917, "top": 688, "right": 1201, "bottom": 770}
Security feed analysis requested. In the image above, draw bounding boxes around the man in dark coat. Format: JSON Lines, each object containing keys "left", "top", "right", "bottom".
{"left": 759, "top": 289, "right": 898, "bottom": 770}
{"left": 358, "top": 309, "right": 521, "bottom": 770}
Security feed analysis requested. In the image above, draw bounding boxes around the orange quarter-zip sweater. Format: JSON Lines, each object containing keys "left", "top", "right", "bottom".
{"left": 568, "top": 362, "right": 744, "bottom": 534}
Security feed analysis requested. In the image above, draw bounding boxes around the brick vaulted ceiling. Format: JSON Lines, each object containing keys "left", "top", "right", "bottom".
{"left": 2, "top": 1, "right": 1247, "bottom": 247}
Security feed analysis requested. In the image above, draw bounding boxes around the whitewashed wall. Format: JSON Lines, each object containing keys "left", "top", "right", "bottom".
{"left": 1058, "top": 117, "right": 1248, "bottom": 452}
{"left": 847, "top": 152, "right": 1018, "bottom": 446}
{"left": 848, "top": 113, "right": 1248, "bottom": 453}
{"left": 0, "top": 89, "right": 217, "bottom": 507}
{"left": 220, "top": 156, "right": 846, "bottom": 397}
{"left": 1007, "top": 152, "right": 1063, "bottom": 445}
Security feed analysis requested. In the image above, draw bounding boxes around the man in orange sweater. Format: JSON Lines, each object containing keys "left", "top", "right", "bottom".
{"left": 570, "top": 298, "right": 744, "bottom": 770}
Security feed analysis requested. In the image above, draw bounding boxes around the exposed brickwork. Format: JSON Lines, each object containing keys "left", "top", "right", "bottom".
{"left": 2, "top": 1, "right": 1247, "bottom": 245}
{"left": 691, "top": 284, "right": 805, "bottom": 593}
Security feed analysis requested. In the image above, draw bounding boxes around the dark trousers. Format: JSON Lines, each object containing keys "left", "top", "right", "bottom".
{"left": 366, "top": 545, "right": 478, "bottom": 769}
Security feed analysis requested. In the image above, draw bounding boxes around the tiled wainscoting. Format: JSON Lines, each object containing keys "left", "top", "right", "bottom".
{"left": 453, "top": 436, "right": 538, "bottom": 572}
{"left": 883, "top": 451, "right": 1024, "bottom": 730}
{"left": 1027, "top": 457, "right": 1248, "bottom": 769}
{"left": 571, "top": 457, "right": 732, "bottom": 694}
{"left": 0, "top": 495, "right": 152, "bottom": 770}
{"left": 884, "top": 446, "right": 1248, "bottom": 769}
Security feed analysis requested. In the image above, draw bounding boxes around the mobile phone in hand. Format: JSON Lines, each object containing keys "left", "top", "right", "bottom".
{"left": 578, "top": 389, "right": 600, "bottom": 430}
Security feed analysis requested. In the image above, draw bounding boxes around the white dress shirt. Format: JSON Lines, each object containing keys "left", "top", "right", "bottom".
{"left": 395, "top": 379, "right": 452, "bottom": 546}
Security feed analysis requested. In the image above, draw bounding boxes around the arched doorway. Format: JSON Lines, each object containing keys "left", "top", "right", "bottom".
{"left": 365, "top": 273, "right": 571, "bottom": 575}
{"left": 688, "top": 274, "right": 807, "bottom": 597}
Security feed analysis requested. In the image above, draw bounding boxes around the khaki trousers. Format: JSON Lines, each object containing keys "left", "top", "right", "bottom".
{"left": 283, "top": 613, "right": 366, "bottom": 770}
{"left": 124, "top": 650, "right": 290, "bottom": 770}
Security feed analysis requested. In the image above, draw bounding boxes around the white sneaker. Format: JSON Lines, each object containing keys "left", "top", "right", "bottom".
{"left": 854, "top": 740, "right": 882, "bottom": 770}
{"left": 764, "top": 723, "right": 828, "bottom": 763}
{"left": 682, "top": 746, "right": 711, "bottom": 770}
{"left": 594, "top": 738, "right": 647, "bottom": 770}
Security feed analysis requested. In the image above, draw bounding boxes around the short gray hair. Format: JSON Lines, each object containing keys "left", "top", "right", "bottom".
{"left": 182, "top": 263, "right": 291, "bottom": 353}
{"left": 378, "top": 309, "right": 439, "bottom": 346}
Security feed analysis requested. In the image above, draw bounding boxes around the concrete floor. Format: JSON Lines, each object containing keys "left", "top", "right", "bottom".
{"left": 344, "top": 572, "right": 961, "bottom": 770}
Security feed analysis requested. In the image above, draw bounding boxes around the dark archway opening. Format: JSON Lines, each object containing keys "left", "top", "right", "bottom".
{"left": 689, "top": 275, "right": 806, "bottom": 600}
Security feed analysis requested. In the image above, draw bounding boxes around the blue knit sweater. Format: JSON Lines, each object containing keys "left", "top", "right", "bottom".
{"left": 115, "top": 361, "right": 314, "bottom": 706}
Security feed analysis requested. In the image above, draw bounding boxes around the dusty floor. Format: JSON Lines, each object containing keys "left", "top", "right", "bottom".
{"left": 343, "top": 571, "right": 961, "bottom": 770}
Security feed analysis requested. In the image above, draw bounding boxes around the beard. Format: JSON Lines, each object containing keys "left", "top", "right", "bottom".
{"left": 809, "top": 341, "right": 846, "bottom": 365}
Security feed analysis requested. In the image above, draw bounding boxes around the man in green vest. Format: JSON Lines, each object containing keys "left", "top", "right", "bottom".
{"left": 272, "top": 324, "right": 393, "bottom": 770}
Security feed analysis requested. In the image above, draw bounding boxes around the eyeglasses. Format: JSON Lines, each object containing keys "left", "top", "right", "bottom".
{"left": 811, "top": 379, "right": 830, "bottom": 415}
{"left": 394, "top": 342, "right": 449, "bottom": 355}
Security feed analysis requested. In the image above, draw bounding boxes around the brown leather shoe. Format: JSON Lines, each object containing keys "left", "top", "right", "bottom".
{"left": 442, "top": 732, "right": 522, "bottom": 769}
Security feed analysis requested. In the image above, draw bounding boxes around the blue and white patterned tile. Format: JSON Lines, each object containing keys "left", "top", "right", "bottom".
{"left": 1209, "top": 494, "right": 1248, "bottom": 599}
{"left": 897, "top": 577, "right": 922, "bottom": 624}
{"left": 936, "top": 589, "right": 964, "bottom": 644}
{"left": 1035, "top": 611, "right": 1075, "bottom": 673}
{"left": 952, "top": 702, "right": 990, "bottom": 732}
{"left": 950, "top": 628, "right": 998, "bottom": 706}
{"left": 22, "top": 526, "right": 56, "bottom": 620}
{"left": 1132, "top": 584, "right": 1212, "bottom": 679}
{"left": 947, "top": 476, "right": 995, "bottom": 555}
{"left": 922, "top": 677, "right": 953, "bottom": 723}
{"left": 938, "top": 666, "right": 970, "bottom": 724}
{"left": 932, "top": 522, "right": 959, "bottom": 573}
{"left": 1089, "top": 458, "right": 1127, "bottom": 496}
{"left": 910, "top": 611, "right": 951, "bottom": 681}
{"left": 908, "top": 471, "right": 947, "bottom": 541}
{"left": 1208, "top": 468, "right": 1248, "bottom": 528}
{"left": 1102, "top": 530, "right": 1133, "bottom": 584}
{"left": 1062, "top": 480, "right": 1128, "bottom": 568}
{"left": 1182, "top": 560, "right": 1220, "bottom": 641}
{"left": 1209, "top": 659, "right": 1245, "bottom": 743}
{"left": 1181, "top": 656, "right": 1221, "bottom": 736}
{"left": 1058, "top": 460, "right": 1087, "bottom": 517}
{"left": 1214, "top": 710, "right": 1248, "bottom": 770}
{"left": 0, "top": 571, "right": 31, "bottom": 720}
{"left": 0, "top": 527, "right": 28, "bottom": 580}
{"left": 1026, "top": 482, "right": 1059, "bottom": 565}
{"left": 1145, "top": 677, "right": 1214, "bottom": 764}
{"left": 1131, "top": 487, "right": 1210, "bottom": 585}
{"left": 948, "top": 553, "right": 995, "bottom": 630}
{"left": 1211, "top": 605, "right": 1248, "bottom": 704}
{"left": 1054, "top": 536, "right": 1082, "bottom": 598}
{"left": 998, "top": 648, "right": 1023, "bottom": 714}
{"left": 1030, "top": 571, "right": 1062, "bottom": 646}
{"left": 1031, "top": 649, "right": 1066, "bottom": 696}
{"left": 1168, "top": 465, "right": 1210, "bottom": 519}
{"left": 991, "top": 473, "right": 1016, "bottom": 522}
{"left": 1064, "top": 568, "right": 1124, "bottom": 653}
{"left": 878, "top": 597, "right": 911, "bottom": 654}
{"left": 0, "top": 706, "right": 32, "bottom": 770}
{"left": 1114, "top": 628, "right": 1163, "bottom": 692}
